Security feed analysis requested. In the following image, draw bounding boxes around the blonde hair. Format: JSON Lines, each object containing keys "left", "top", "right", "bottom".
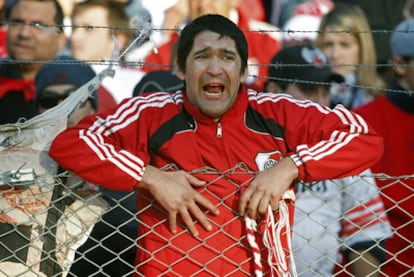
{"left": 315, "top": 3, "right": 385, "bottom": 97}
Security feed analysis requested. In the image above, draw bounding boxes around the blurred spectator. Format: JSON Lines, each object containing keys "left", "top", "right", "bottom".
{"left": 0, "top": 0, "right": 66, "bottom": 124}
{"left": 0, "top": 54, "right": 107, "bottom": 277}
{"left": 0, "top": 0, "right": 7, "bottom": 57}
{"left": 138, "top": 0, "right": 283, "bottom": 92}
{"left": 133, "top": 70, "right": 183, "bottom": 96}
{"left": 35, "top": 55, "right": 138, "bottom": 277}
{"left": 35, "top": 55, "right": 134, "bottom": 277}
{"left": 335, "top": 0, "right": 405, "bottom": 80}
{"left": 281, "top": 0, "right": 334, "bottom": 47}
{"left": 56, "top": 0, "right": 79, "bottom": 40}
{"left": 35, "top": 55, "right": 97, "bottom": 127}
{"left": 126, "top": 0, "right": 188, "bottom": 69}
{"left": 403, "top": 0, "right": 414, "bottom": 18}
{"left": 315, "top": 2, "right": 386, "bottom": 109}
{"left": 265, "top": 44, "right": 343, "bottom": 105}
{"left": 70, "top": 0, "right": 144, "bottom": 104}
{"left": 265, "top": 44, "right": 392, "bottom": 277}
{"left": 239, "top": 0, "right": 265, "bottom": 21}
{"left": 69, "top": 3, "right": 141, "bottom": 274}
{"left": 353, "top": 18, "right": 414, "bottom": 277}
{"left": 121, "top": 0, "right": 151, "bottom": 22}
{"left": 263, "top": 0, "right": 309, "bottom": 28}
{"left": 141, "top": 0, "right": 178, "bottom": 30}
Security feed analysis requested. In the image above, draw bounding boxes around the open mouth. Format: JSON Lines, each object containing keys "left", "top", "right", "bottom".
{"left": 203, "top": 83, "right": 224, "bottom": 96}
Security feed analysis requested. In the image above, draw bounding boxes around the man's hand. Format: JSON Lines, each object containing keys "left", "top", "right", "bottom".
{"left": 140, "top": 165, "right": 219, "bottom": 237}
{"left": 239, "top": 157, "right": 298, "bottom": 219}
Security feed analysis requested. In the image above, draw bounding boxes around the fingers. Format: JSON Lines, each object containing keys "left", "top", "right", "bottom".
{"left": 179, "top": 207, "right": 199, "bottom": 237}
{"left": 185, "top": 172, "right": 207, "bottom": 187}
{"left": 239, "top": 184, "right": 281, "bottom": 219}
{"left": 241, "top": 187, "right": 267, "bottom": 219}
{"left": 195, "top": 192, "right": 220, "bottom": 216}
{"left": 239, "top": 185, "right": 253, "bottom": 216}
{"left": 188, "top": 200, "right": 214, "bottom": 234}
{"left": 270, "top": 195, "right": 279, "bottom": 212}
{"left": 163, "top": 171, "right": 220, "bottom": 236}
{"left": 168, "top": 212, "right": 177, "bottom": 234}
{"left": 168, "top": 192, "right": 218, "bottom": 237}
{"left": 168, "top": 203, "right": 215, "bottom": 237}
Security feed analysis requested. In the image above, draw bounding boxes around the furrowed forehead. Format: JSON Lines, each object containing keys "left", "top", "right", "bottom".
{"left": 192, "top": 31, "right": 237, "bottom": 50}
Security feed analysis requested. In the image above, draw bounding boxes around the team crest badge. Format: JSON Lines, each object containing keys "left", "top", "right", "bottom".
{"left": 255, "top": 150, "right": 283, "bottom": 171}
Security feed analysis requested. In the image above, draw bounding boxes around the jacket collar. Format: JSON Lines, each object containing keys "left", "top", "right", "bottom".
{"left": 183, "top": 85, "right": 248, "bottom": 124}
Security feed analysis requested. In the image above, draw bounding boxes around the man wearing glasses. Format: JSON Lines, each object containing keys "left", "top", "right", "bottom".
{"left": 0, "top": 0, "right": 66, "bottom": 124}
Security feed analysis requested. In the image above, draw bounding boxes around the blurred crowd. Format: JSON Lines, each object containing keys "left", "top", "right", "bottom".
{"left": 0, "top": 0, "right": 413, "bottom": 276}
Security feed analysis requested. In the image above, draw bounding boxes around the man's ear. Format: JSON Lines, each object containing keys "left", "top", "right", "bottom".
{"left": 240, "top": 65, "right": 249, "bottom": 83}
{"left": 174, "top": 60, "right": 185, "bottom": 80}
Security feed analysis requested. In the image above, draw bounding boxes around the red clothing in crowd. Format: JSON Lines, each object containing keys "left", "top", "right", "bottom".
{"left": 142, "top": 8, "right": 282, "bottom": 92}
{"left": 50, "top": 87, "right": 382, "bottom": 276}
{"left": 354, "top": 90, "right": 414, "bottom": 276}
{"left": 95, "top": 86, "right": 117, "bottom": 113}
{"left": 0, "top": 27, "right": 7, "bottom": 58}
{"left": 0, "top": 64, "right": 37, "bottom": 124}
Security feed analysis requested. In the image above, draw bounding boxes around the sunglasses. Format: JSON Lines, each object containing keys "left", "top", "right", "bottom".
{"left": 37, "top": 88, "right": 89, "bottom": 109}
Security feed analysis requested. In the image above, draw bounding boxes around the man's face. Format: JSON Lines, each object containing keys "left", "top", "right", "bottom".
{"left": 393, "top": 56, "right": 414, "bottom": 91}
{"left": 71, "top": 6, "right": 114, "bottom": 61}
{"left": 7, "top": 0, "right": 64, "bottom": 62}
{"left": 37, "top": 84, "right": 95, "bottom": 127}
{"left": 176, "top": 30, "right": 247, "bottom": 120}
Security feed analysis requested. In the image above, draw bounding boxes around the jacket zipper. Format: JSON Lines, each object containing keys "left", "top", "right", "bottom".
{"left": 216, "top": 121, "right": 222, "bottom": 138}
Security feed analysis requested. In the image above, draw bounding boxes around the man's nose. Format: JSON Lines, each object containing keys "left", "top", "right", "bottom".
{"left": 207, "top": 57, "right": 224, "bottom": 75}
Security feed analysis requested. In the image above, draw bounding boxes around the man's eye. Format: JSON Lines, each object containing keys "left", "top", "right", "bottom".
{"left": 31, "top": 22, "right": 47, "bottom": 29}
{"left": 32, "top": 22, "right": 59, "bottom": 33}
{"left": 195, "top": 54, "right": 208, "bottom": 59}
{"left": 32, "top": 22, "right": 43, "bottom": 27}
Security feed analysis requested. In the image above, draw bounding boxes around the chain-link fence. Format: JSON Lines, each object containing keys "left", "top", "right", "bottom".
{"left": 0, "top": 161, "right": 413, "bottom": 276}
{"left": 1, "top": 5, "right": 413, "bottom": 276}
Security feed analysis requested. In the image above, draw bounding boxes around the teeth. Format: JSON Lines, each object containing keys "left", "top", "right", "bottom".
{"left": 205, "top": 91, "right": 220, "bottom": 95}
{"left": 204, "top": 84, "right": 223, "bottom": 94}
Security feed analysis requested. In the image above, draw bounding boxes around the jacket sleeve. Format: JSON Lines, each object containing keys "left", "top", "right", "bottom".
{"left": 279, "top": 98, "right": 383, "bottom": 182}
{"left": 49, "top": 97, "right": 152, "bottom": 192}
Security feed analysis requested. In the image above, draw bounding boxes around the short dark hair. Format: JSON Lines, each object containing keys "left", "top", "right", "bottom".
{"left": 176, "top": 14, "right": 248, "bottom": 75}
{"left": 5, "top": 0, "right": 64, "bottom": 32}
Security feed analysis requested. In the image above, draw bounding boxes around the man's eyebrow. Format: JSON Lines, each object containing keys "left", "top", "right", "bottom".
{"left": 193, "top": 47, "right": 237, "bottom": 55}
{"left": 193, "top": 47, "right": 209, "bottom": 56}
{"left": 222, "top": 48, "right": 237, "bottom": 55}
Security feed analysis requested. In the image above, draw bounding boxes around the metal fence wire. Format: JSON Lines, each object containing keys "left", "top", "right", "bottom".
{"left": 0, "top": 64, "right": 413, "bottom": 276}
{"left": 0, "top": 20, "right": 413, "bottom": 277}
{"left": 0, "top": 161, "right": 413, "bottom": 276}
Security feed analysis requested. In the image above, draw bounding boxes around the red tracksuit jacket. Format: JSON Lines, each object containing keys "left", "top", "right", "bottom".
{"left": 49, "top": 87, "right": 383, "bottom": 276}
